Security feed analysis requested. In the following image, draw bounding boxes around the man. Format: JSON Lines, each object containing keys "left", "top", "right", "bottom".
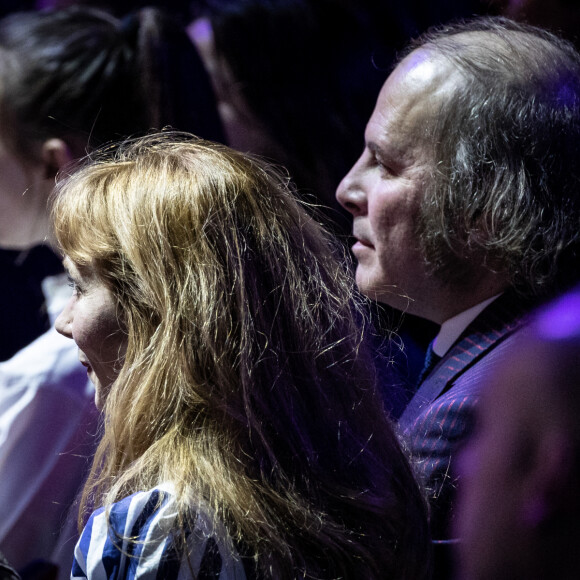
{"left": 455, "top": 286, "right": 580, "bottom": 579}
{"left": 336, "top": 17, "right": 580, "bottom": 540}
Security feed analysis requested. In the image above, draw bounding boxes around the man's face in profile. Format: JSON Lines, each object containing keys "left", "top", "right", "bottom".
{"left": 336, "top": 49, "right": 456, "bottom": 320}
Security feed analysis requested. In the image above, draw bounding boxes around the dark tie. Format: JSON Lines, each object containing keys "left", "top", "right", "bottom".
{"left": 417, "top": 340, "right": 442, "bottom": 386}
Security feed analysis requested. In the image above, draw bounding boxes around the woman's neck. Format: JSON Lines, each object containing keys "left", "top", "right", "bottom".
{"left": 0, "top": 200, "right": 52, "bottom": 250}
{"left": 0, "top": 176, "right": 53, "bottom": 250}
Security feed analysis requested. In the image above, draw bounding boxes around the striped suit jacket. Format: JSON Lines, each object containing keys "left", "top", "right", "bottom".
{"left": 398, "top": 291, "right": 533, "bottom": 540}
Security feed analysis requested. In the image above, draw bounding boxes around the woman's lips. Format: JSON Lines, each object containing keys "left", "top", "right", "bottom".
{"left": 79, "top": 358, "right": 92, "bottom": 372}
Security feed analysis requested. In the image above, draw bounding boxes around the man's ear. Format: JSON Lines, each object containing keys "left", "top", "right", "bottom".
{"left": 41, "top": 138, "right": 74, "bottom": 179}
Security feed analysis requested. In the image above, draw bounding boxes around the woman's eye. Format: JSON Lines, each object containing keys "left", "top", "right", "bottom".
{"left": 67, "top": 275, "right": 82, "bottom": 295}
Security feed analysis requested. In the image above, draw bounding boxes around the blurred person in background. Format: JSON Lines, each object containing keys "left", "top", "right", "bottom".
{"left": 456, "top": 285, "right": 580, "bottom": 580}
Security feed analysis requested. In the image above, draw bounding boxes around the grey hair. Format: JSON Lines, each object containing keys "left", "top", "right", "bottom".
{"left": 405, "top": 17, "right": 580, "bottom": 299}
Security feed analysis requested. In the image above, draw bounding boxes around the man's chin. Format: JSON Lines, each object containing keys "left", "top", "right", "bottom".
{"left": 355, "top": 275, "right": 415, "bottom": 312}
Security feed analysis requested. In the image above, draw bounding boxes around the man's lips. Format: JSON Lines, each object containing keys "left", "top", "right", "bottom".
{"left": 352, "top": 235, "right": 374, "bottom": 249}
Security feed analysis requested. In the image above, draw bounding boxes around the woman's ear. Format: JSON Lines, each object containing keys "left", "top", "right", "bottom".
{"left": 41, "top": 138, "right": 74, "bottom": 179}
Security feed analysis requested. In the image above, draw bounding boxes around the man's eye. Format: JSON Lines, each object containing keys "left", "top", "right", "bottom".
{"left": 375, "top": 156, "right": 393, "bottom": 174}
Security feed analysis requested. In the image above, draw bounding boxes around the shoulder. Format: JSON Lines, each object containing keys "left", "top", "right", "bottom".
{"left": 73, "top": 486, "right": 247, "bottom": 580}
{"left": 72, "top": 488, "right": 172, "bottom": 579}
{"left": 407, "top": 324, "right": 528, "bottom": 448}
{"left": 415, "top": 301, "right": 531, "bottom": 416}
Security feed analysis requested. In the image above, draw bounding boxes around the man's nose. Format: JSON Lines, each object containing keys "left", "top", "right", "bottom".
{"left": 336, "top": 159, "right": 367, "bottom": 217}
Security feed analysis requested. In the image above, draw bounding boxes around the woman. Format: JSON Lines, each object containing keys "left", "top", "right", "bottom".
{"left": 53, "top": 132, "right": 431, "bottom": 579}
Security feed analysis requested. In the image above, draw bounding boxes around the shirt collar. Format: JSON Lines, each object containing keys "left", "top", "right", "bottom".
{"left": 433, "top": 294, "right": 502, "bottom": 357}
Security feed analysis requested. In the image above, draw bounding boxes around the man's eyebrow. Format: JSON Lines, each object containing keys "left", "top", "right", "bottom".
{"left": 367, "top": 139, "right": 398, "bottom": 156}
{"left": 366, "top": 140, "right": 400, "bottom": 162}
{"left": 366, "top": 141, "right": 384, "bottom": 156}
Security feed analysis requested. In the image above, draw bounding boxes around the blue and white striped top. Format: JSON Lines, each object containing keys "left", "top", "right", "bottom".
{"left": 71, "top": 484, "right": 247, "bottom": 580}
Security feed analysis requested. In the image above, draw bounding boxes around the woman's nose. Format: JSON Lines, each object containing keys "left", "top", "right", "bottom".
{"left": 55, "top": 301, "right": 73, "bottom": 339}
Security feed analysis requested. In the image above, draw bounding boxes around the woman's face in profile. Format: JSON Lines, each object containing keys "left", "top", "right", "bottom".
{"left": 55, "top": 258, "right": 127, "bottom": 409}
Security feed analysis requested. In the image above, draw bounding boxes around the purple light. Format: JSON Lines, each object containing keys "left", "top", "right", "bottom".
{"left": 536, "top": 291, "right": 580, "bottom": 339}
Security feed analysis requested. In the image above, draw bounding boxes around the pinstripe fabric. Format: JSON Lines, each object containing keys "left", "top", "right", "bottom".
{"left": 71, "top": 484, "right": 247, "bottom": 580}
{"left": 398, "top": 292, "right": 533, "bottom": 539}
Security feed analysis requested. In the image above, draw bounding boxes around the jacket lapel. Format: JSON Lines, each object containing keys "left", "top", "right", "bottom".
{"left": 398, "top": 291, "right": 532, "bottom": 430}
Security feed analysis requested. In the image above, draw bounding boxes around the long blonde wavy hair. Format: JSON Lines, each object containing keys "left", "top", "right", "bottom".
{"left": 51, "top": 132, "right": 431, "bottom": 579}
